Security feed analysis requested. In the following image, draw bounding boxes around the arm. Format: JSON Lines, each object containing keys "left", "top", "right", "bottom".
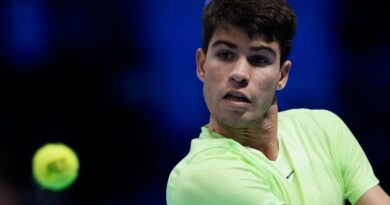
{"left": 356, "top": 185, "right": 390, "bottom": 205}
{"left": 312, "top": 110, "right": 382, "bottom": 204}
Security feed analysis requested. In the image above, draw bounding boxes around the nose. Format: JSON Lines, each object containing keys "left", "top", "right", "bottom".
{"left": 229, "top": 58, "right": 250, "bottom": 87}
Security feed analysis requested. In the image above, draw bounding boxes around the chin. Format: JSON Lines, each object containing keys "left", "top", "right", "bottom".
{"left": 218, "top": 113, "right": 259, "bottom": 128}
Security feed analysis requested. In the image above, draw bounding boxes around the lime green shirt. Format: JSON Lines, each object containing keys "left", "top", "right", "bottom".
{"left": 167, "top": 109, "right": 379, "bottom": 205}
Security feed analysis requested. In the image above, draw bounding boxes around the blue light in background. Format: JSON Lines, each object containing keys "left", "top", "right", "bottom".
{"left": 4, "top": 0, "right": 52, "bottom": 67}
{"left": 117, "top": 0, "right": 208, "bottom": 141}
{"left": 278, "top": 0, "right": 343, "bottom": 112}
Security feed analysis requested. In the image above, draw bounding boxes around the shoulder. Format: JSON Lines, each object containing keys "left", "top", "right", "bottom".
{"left": 167, "top": 144, "right": 281, "bottom": 205}
{"left": 278, "top": 109, "right": 350, "bottom": 149}
{"left": 279, "top": 108, "right": 340, "bottom": 120}
{"left": 279, "top": 108, "right": 345, "bottom": 130}
{"left": 168, "top": 145, "right": 259, "bottom": 193}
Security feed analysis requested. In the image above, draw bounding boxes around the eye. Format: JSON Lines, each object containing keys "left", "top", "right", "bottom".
{"left": 216, "top": 50, "right": 236, "bottom": 61}
{"left": 247, "top": 55, "right": 271, "bottom": 66}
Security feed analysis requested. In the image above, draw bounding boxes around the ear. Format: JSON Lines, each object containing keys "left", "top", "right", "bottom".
{"left": 276, "top": 60, "right": 291, "bottom": 90}
{"left": 196, "top": 48, "right": 206, "bottom": 82}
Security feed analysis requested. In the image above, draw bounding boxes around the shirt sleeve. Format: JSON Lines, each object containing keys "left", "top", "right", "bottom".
{"left": 317, "top": 110, "right": 379, "bottom": 204}
{"left": 167, "top": 148, "right": 286, "bottom": 205}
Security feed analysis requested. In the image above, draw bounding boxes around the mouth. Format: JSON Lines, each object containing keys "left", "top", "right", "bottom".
{"left": 223, "top": 91, "right": 251, "bottom": 103}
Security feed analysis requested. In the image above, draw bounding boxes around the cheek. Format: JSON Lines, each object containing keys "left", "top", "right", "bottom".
{"left": 203, "top": 63, "right": 227, "bottom": 92}
{"left": 204, "top": 61, "right": 226, "bottom": 82}
{"left": 203, "top": 64, "right": 228, "bottom": 107}
{"left": 256, "top": 71, "right": 280, "bottom": 92}
{"left": 263, "top": 78, "right": 278, "bottom": 91}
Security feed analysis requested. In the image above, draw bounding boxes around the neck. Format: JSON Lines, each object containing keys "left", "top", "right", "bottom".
{"left": 209, "top": 98, "right": 279, "bottom": 161}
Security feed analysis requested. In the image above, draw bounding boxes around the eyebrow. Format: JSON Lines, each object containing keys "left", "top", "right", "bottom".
{"left": 249, "top": 46, "right": 277, "bottom": 57}
{"left": 211, "top": 40, "right": 277, "bottom": 57}
{"left": 211, "top": 40, "right": 238, "bottom": 49}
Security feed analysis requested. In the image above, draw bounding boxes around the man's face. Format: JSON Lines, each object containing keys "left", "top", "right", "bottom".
{"left": 196, "top": 27, "right": 291, "bottom": 128}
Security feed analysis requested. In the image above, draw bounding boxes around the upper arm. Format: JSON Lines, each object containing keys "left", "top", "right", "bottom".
{"left": 356, "top": 185, "right": 390, "bottom": 205}
{"left": 336, "top": 121, "right": 379, "bottom": 203}
{"left": 310, "top": 110, "right": 380, "bottom": 203}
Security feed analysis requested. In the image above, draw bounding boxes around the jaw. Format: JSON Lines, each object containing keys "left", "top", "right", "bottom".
{"left": 210, "top": 94, "right": 278, "bottom": 130}
{"left": 210, "top": 105, "right": 261, "bottom": 129}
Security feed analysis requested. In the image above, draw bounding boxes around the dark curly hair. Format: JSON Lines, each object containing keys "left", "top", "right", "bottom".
{"left": 202, "top": 0, "right": 297, "bottom": 63}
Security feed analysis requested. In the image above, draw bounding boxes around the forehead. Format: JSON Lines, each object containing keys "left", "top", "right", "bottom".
{"left": 209, "top": 27, "right": 281, "bottom": 55}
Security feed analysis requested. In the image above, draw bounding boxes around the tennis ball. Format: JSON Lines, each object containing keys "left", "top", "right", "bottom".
{"left": 32, "top": 143, "right": 79, "bottom": 191}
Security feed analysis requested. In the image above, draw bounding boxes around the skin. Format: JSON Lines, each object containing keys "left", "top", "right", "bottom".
{"left": 356, "top": 185, "right": 390, "bottom": 205}
{"left": 196, "top": 25, "right": 390, "bottom": 204}
{"left": 196, "top": 26, "right": 291, "bottom": 160}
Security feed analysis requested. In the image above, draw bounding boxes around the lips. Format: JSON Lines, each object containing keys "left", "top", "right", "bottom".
{"left": 223, "top": 91, "right": 251, "bottom": 103}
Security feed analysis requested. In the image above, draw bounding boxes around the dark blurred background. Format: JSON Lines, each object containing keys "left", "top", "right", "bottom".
{"left": 0, "top": 0, "right": 389, "bottom": 204}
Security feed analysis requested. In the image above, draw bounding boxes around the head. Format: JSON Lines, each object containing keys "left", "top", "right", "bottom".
{"left": 196, "top": 0, "right": 297, "bottom": 128}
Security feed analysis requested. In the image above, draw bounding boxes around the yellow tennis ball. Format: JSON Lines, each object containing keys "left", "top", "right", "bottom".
{"left": 32, "top": 143, "right": 80, "bottom": 191}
